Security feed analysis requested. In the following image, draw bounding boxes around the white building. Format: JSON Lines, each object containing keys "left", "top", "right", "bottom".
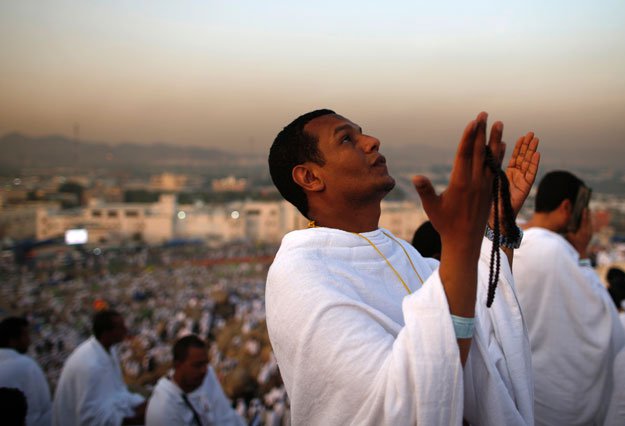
{"left": 81, "top": 194, "right": 176, "bottom": 244}
{"left": 0, "top": 195, "right": 176, "bottom": 245}
{"left": 0, "top": 202, "right": 59, "bottom": 241}
{"left": 174, "top": 199, "right": 425, "bottom": 244}
{"left": 211, "top": 176, "right": 248, "bottom": 192}
{"left": 1, "top": 195, "right": 427, "bottom": 247}
{"left": 150, "top": 173, "right": 189, "bottom": 192}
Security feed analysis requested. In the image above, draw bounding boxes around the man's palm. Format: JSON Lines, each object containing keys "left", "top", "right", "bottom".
{"left": 506, "top": 132, "right": 540, "bottom": 216}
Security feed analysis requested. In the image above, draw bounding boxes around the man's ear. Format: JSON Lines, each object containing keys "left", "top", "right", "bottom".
{"left": 560, "top": 198, "right": 572, "bottom": 214}
{"left": 558, "top": 198, "right": 573, "bottom": 222}
{"left": 292, "top": 164, "right": 325, "bottom": 193}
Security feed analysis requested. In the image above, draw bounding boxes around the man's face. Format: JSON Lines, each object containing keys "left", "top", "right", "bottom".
{"left": 304, "top": 114, "right": 395, "bottom": 204}
{"left": 108, "top": 315, "right": 128, "bottom": 345}
{"left": 176, "top": 346, "right": 209, "bottom": 392}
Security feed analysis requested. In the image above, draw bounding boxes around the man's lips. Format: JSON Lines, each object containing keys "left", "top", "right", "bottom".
{"left": 371, "top": 155, "right": 387, "bottom": 167}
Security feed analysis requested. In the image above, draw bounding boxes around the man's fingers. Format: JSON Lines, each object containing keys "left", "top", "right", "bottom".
{"left": 412, "top": 175, "right": 439, "bottom": 214}
{"left": 456, "top": 119, "right": 478, "bottom": 158}
{"left": 525, "top": 151, "right": 540, "bottom": 182}
{"left": 516, "top": 132, "right": 533, "bottom": 168}
{"left": 581, "top": 207, "right": 590, "bottom": 225}
{"left": 507, "top": 135, "right": 524, "bottom": 169}
{"left": 487, "top": 121, "right": 504, "bottom": 168}
{"left": 498, "top": 142, "right": 507, "bottom": 165}
{"left": 450, "top": 118, "right": 478, "bottom": 183}
{"left": 508, "top": 132, "right": 536, "bottom": 172}
{"left": 518, "top": 132, "right": 531, "bottom": 155}
{"left": 472, "top": 112, "right": 488, "bottom": 171}
{"left": 519, "top": 136, "right": 540, "bottom": 183}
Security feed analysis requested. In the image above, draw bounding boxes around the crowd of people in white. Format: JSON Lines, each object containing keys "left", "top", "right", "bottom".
{"left": 0, "top": 242, "right": 288, "bottom": 425}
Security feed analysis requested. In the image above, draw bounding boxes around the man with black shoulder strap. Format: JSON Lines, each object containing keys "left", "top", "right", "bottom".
{"left": 146, "top": 334, "right": 245, "bottom": 426}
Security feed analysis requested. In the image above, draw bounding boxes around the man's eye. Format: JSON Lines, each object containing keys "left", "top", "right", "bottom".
{"left": 342, "top": 135, "right": 351, "bottom": 143}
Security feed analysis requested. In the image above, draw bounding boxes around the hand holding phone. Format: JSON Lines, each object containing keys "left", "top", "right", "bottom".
{"left": 566, "top": 207, "right": 593, "bottom": 258}
{"left": 567, "top": 186, "right": 592, "bottom": 233}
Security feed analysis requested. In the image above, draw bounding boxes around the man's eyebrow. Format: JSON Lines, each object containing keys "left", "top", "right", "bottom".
{"left": 333, "top": 123, "right": 362, "bottom": 135}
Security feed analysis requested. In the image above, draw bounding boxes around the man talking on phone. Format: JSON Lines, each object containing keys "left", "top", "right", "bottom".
{"left": 513, "top": 170, "right": 625, "bottom": 426}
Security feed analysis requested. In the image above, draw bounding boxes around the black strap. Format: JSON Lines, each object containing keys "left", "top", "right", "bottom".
{"left": 181, "top": 393, "right": 203, "bottom": 426}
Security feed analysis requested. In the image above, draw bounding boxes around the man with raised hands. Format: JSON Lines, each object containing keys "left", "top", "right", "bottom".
{"left": 266, "top": 110, "right": 540, "bottom": 425}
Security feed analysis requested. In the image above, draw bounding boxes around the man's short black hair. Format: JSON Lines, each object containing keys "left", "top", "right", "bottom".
{"left": 173, "top": 334, "right": 207, "bottom": 363}
{"left": 92, "top": 309, "right": 121, "bottom": 339}
{"left": 0, "top": 387, "right": 28, "bottom": 426}
{"left": 535, "top": 170, "right": 586, "bottom": 213}
{"left": 411, "top": 221, "right": 442, "bottom": 259}
{"left": 268, "top": 109, "right": 335, "bottom": 218}
{"left": 0, "top": 317, "right": 28, "bottom": 348}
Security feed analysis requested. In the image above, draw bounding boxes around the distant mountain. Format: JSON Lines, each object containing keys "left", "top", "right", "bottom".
{"left": 2, "top": 132, "right": 622, "bottom": 177}
{"left": 386, "top": 143, "right": 625, "bottom": 171}
{"left": 0, "top": 132, "right": 242, "bottom": 172}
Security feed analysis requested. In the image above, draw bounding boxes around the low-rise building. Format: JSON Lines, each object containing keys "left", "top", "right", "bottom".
{"left": 211, "top": 176, "right": 248, "bottom": 192}
{"left": 1, "top": 194, "right": 427, "bottom": 247}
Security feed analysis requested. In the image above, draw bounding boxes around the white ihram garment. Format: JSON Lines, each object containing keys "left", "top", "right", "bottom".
{"left": 0, "top": 348, "right": 52, "bottom": 426}
{"left": 513, "top": 227, "right": 625, "bottom": 426}
{"left": 604, "top": 346, "right": 625, "bottom": 426}
{"left": 146, "top": 367, "right": 245, "bottom": 426}
{"left": 52, "top": 336, "right": 145, "bottom": 426}
{"left": 266, "top": 227, "right": 533, "bottom": 425}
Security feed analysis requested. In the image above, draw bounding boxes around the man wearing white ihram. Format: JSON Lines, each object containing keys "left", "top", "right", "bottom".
{"left": 52, "top": 310, "right": 146, "bottom": 426}
{"left": 146, "top": 334, "right": 245, "bottom": 426}
{"left": 0, "top": 317, "right": 52, "bottom": 426}
{"left": 512, "top": 171, "right": 625, "bottom": 426}
{"left": 266, "top": 109, "right": 540, "bottom": 425}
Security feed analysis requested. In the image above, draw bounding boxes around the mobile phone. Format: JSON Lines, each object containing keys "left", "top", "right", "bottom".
{"left": 567, "top": 186, "right": 592, "bottom": 233}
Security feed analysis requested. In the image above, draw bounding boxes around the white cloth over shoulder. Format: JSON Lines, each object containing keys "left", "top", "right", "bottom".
{"left": 605, "top": 346, "right": 625, "bottom": 426}
{"left": 146, "top": 367, "right": 245, "bottom": 426}
{"left": 52, "top": 336, "right": 145, "bottom": 426}
{"left": 513, "top": 227, "right": 625, "bottom": 426}
{"left": 0, "top": 348, "right": 52, "bottom": 426}
{"left": 463, "top": 238, "right": 534, "bottom": 426}
{"left": 266, "top": 227, "right": 533, "bottom": 425}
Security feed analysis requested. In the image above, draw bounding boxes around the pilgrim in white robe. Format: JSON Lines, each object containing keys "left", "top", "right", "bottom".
{"left": 266, "top": 227, "right": 533, "bottom": 426}
{"left": 513, "top": 227, "right": 625, "bottom": 426}
{"left": 604, "top": 346, "right": 625, "bottom": 426}
{"left": 0, "top": 348, "right": 52, "bottom": 426}
{"left": 52, "top": 336, "right": 145, "bottom": 426}
{"left": 146, "top": 366, "right": 245, "bottom": 426}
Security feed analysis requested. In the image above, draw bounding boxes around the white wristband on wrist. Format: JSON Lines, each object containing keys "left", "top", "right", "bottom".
{"left": 450, "top": 314, "right": 475, "bottom": 339}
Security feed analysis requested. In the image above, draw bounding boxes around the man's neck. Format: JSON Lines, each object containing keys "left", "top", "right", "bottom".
{"left": 309, "top": 201, "right": 381, "bottom": 233}
{"left": 96, "top": 336, "right": 112, "bottom": 353}
{"left": 525, "top": 213, "right": 564, "bottom": 234}
{"left": 172, "top": 371, "right": 196, "bottom": 394}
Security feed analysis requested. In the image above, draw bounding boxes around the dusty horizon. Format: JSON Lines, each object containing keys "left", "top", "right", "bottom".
{"left": 1, "top": 1, "right": 624, "bottom": 156}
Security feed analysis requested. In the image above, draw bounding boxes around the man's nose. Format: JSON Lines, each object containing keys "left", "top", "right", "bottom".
{"left": 360, "top": 134, "right": 380, "bottom": 152}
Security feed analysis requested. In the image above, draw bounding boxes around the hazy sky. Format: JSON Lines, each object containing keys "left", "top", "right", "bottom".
{"left": 1, "top": 1, "right": 624, "bottom": 155}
